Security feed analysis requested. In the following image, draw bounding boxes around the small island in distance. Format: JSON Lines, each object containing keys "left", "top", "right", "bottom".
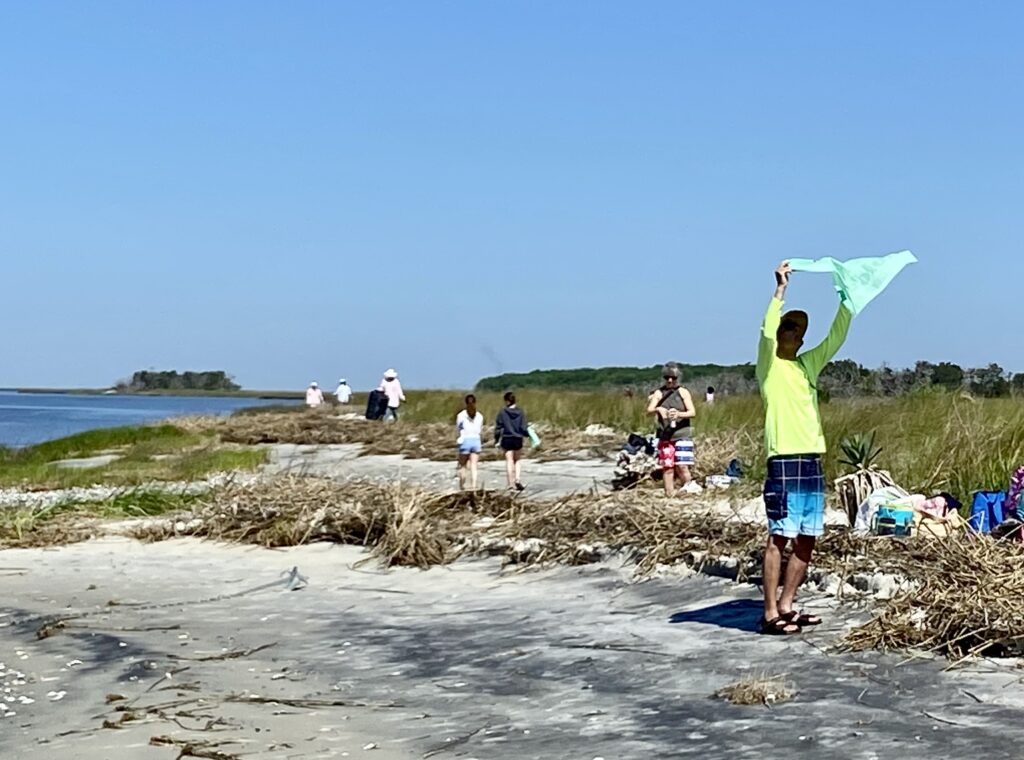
{"left": 11, "top": 370, "right": 303, "bottom": 399}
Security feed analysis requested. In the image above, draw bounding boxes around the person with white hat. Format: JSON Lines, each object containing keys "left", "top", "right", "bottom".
{"left": 377, "top": 369, "right": 406, "bottom": 421}
{"left": 335, "top": 378, "right": 352, "bottom": 404}
{"left": 305, "top": 381, "right": 325, "bottom": 408}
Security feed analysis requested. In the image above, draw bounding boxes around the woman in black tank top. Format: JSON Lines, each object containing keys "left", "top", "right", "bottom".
{"left": 646, "top": 363, "right": 697, "bottom": 496}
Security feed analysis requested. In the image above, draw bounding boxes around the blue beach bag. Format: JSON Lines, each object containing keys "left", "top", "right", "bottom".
{"left": 873, "top": 506, "right": 914, "bottom": 537}
{"left": 969, "top": 491, "right": 1007, "bottom": 534}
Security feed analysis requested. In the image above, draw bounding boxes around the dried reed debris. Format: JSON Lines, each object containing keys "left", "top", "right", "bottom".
{"left": 716, "top": 673, "right": 795, "bottom": 706}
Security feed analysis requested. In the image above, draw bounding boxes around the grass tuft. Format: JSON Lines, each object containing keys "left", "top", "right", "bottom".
{"left": 716, "top": 673, "right": 795, "bottom": 706}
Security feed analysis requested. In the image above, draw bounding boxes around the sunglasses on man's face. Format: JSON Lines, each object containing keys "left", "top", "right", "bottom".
{"left": 779, "top": 320, "right": 803, "bottom": 332}
{"left": 663, "top": 375, "right": 678, "bottom": 381}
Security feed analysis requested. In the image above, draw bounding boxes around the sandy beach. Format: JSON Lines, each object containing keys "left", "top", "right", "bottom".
{"left": 8, "top": 2, "right": 1021, "bottom": 754}
{"left": 4, "top": 530, "right": 1024, "bottom": 759}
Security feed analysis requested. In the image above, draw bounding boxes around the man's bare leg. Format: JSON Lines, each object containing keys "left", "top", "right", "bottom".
{"left": 676, "top": 464, "right": 692, "bottom": 486}
{"left": 763, "top": 534, "right": 788, "bottom": 620}
{"left": 778, "top": 534, "right": 815, "bottom": 615}
{"left": 663, "top": 468, "right": 675, "bottom": 496}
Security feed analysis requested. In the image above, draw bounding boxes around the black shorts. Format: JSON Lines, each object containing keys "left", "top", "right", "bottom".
{"left": 500, "top": 436, "right": 524, "bottom": 452}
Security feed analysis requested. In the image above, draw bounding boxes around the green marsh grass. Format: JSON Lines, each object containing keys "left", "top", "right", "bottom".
{"left": 0, "top": 424, "right": 267, "bottom": 489}
{"left": 7, "top": 388, "right": 1017, "bottom": 501}
{"left": 374, "top": 390, "right": 1024, "bottom": 498}
{"left": 0, "top": 424, "right": 188, "bottom": 464}
{"left": 0, "top": 489, "right": 206, "bottom": 547}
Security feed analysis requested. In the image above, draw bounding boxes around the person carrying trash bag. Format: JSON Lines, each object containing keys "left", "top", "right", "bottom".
{"left": 377, "top": 369, "right": 406, "bottom": 421}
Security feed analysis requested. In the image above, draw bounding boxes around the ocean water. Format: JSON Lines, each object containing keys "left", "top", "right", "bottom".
{"left": 0, "top": 392, "right": 296, "bottom": 447}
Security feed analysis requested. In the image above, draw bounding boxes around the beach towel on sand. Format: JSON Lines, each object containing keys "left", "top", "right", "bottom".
{"left": 788, "top": 250, "right": 917, "bottom": 315}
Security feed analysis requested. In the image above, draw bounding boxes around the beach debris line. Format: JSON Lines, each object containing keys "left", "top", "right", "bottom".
{"left": 126, "top": 476, "right": 934, "bottom": 580}
{"left": 149, "top": 735, "right": 240, "bottom": 760}
{"left": 127, "top": 476, "right": 1024, "bottom": 659}
{"left": 841, "top": 531, "right": 1024, "bottom": 659}
{"left": 218, "top": 408, "right": 629, "bottom": 463}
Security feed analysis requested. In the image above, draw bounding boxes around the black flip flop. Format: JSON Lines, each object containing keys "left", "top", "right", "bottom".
{"left": 759, "top": 616, "right": 801, "bottom": 636}
{"left": 781, "top": 610, "right": 822, "bottom": 627}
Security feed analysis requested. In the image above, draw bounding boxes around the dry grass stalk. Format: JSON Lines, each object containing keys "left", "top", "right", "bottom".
{"left": 133, "top": 477, "right": 521, "bottom": 570}
{"left": 128, "top": 477, "right": 887, "bottom": 581}
{"left": 841, "top": 531, "right": 1024, "bottom": 659}
{"left": 716, "top": 673, "right": 795, "bottom": 706}
{"left": 148, "top": 735, "right": 239, "bottom": 760}
{"left": 0, "top": 512, "right": 98, "bottom": 549}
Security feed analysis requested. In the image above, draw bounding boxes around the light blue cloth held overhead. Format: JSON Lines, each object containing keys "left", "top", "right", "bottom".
{"left": 788, "top": 250, "right": 917, "bottom": 315}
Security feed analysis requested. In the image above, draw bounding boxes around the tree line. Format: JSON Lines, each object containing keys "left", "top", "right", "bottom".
{"left": 475, "top": 364, "right": 756, "bottom": 393}
{"left": 477, "top": 361, "right": 1024, "bottom": 398}
{"left": 820, "top": 361, "right": 1024, "bottom": 398}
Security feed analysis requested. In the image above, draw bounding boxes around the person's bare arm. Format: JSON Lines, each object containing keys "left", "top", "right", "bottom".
{"left": 676, "top": 388, "right": 696, "bottom": 419}
{"left": 774, "top": 261, "right": 791, "bottom": 301}
{"left": 646, "top": 390, "right": 664, "bottom": 417}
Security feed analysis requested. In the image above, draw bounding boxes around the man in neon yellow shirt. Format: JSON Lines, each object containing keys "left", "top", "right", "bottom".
{"left": 756, "top": 261, "right": 851, "bottom": 635}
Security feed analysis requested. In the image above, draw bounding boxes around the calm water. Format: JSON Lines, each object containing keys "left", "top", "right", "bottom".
{"left": 0, "top": 392, "right": 297, "bottom": 447}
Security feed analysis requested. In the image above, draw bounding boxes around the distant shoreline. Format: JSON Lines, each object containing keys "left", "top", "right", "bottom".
{"left": 4, "top": 387, "right": 305, "bottom": 400}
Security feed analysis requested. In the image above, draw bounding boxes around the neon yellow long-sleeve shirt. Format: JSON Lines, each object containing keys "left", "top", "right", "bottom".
{"left": 756, "top": 298, "right": 851, "bottom": 458}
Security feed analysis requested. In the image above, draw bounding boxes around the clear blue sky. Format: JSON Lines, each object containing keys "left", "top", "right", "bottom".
{"left": 2, "top": 2, "right": 1021, "bottom": 390}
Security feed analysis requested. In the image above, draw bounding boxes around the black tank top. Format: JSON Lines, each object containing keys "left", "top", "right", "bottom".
{"left": 656, "top": 386, "right": 691, "bottom": 440}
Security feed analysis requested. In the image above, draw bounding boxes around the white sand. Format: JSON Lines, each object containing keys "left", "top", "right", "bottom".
{"left": 3, "top": 536, "right": 1024, "bottom": 759}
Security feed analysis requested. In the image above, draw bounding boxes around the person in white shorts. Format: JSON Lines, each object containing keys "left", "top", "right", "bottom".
{"left": 456, "top": 394, "right": 484, "bottom": 490}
